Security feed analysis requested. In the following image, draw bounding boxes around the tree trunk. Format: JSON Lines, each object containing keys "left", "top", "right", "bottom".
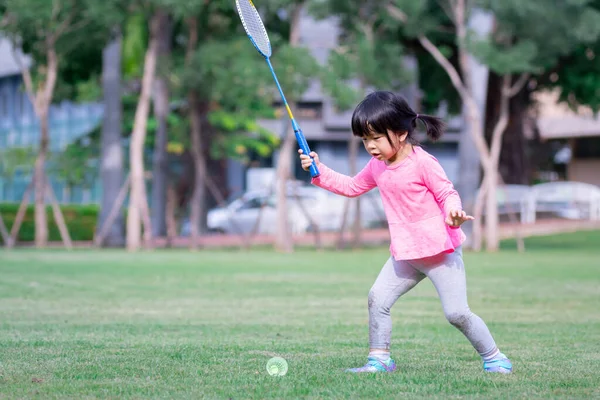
{"left": 474, "top": 74, "right": 528, "bottom": 251}
{"left": 32, "top": 44, "right": 59, "bottom": 248}
{"left": 34, "top": 114, "right": 48, "bottom": 248}
{"left": 185, "top": 16, "right": 207, "bottom": 250}
{"left": 151, "top": 11, "right": 171, "bottom": 238}
{"left": 0, "top": 213, "right": 11, "bottom": 247}
{"left": 501, "top": 90, "right": 531, "bottom": 184}
{"left": 165, "top": 183, "right": 178, "bottom": 248}
{"left": 99, "top": 29, "right": 125, "bottom": 247}
{"left": 46, "top": 179, "right": 73, "bottom": 249}
{"left": 274, "top": 130, "right": 295, "bottom": 253}
{"left": 188, "top": 92, "right": 207, "bottom": 250}
{"left": 337, "top": 136, "right": 361, "bottom": 249}
{"left": 454, "top": 9, "right": 493, "bottom": 248}
{"left": 94, "top": 174, "right": 130, "bottom": 247}
{"left": 13, "top": 32, "right": 60, "bottom": 248}
{"left": 274, "top": 1, "right": 305, "bottom": 253}
{"left": 127, "top": 13, "right": 160, "bottom": 251}
{"left": 9, "top": 181, "right": 33, "bottom": 246}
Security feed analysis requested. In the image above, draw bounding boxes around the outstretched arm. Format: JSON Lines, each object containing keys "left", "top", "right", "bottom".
{"left": 299, "top": 150, "right": 377, "bottom": 198}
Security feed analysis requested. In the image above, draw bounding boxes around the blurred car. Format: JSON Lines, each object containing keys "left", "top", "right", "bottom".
{"left": 205, "top": 183, "right": 386, "bottom": 235}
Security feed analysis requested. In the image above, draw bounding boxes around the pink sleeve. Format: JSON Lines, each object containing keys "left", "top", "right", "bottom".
{"left": 421, "top": 154, "right": 462, "bottom": 216}
{"left": 311, "top": 159, "right": 377, "bottom": 198}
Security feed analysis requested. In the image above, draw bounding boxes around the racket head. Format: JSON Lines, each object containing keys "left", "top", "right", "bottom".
{"left": 235, "top": 0, "right": 272, "bottom": 58}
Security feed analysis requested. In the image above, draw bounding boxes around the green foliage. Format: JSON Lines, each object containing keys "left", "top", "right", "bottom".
{"left": 468, "top": 39, "right": 538, "bottom": 76}
{"left": 536, "top": 0, "right": 600, "bottom": 112}
{"left": 48, "top": 136, "right": 99, "bottom": 189}
{"left": 311, "top": 0, "right": 413, "bottom": 111}
{"left": 1, "top": 0, "right": 126, "bottom": 105}
{"left": 182, "top": 38, "right": 275, "bottom": 115}
{"left": 208, "top": 111, "right": 280, "bottom": 163}
{"left": 72, "top": 74, "right": 104, "bottom": 103}
{"left": 0, "top": 203, "right": 99, "bottom": 243}
{"left": 0, "top": 147, "right": 37, "bottom": 180}
{"left": 481, "top": 0, "right": 600, "bottom": 74}
{"left": 122, "top": 13, "right": 148, "bottom": 79}
{"left": 542, "top": 44, "right": 600, "bottom": 113}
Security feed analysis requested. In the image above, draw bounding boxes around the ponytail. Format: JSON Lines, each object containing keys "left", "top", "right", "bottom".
{"left": 415, "top": 114, "right": 446, "bottom": 142}
{"left": 351, "top": 91, "right": 447, "bottom": 143}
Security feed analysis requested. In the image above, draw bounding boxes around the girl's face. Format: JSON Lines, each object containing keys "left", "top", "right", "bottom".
{"left": 361, "top": 129, "right": 408, "bottom": 163}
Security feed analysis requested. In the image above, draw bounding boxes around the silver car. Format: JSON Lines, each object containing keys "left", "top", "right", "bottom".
{"left": 206, "top": 184, "right": 386, "bottom": 235}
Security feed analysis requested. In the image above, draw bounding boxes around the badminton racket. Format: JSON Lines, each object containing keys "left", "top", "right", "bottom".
{"left": 235, "top": 0, "right": 320, "bottom": 178}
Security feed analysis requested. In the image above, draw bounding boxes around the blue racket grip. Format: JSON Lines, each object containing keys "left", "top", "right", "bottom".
{"left": 294, "top": 127, "right": 320, "bottom": 178}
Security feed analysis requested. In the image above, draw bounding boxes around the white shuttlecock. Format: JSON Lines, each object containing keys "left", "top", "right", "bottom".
{"left": 266, "top": 357, "right": 288, "bottom": 376}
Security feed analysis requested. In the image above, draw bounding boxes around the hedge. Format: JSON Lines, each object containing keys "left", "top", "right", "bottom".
{"left": 0, "top": 203, "right": 99, "bottom": 243}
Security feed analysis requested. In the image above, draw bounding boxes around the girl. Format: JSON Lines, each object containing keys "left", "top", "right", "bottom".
{"left": 298, "top": 91, "right": 512, "bottom": 374}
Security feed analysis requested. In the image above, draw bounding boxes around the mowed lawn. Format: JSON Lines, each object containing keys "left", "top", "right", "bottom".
{"left": 0, "top": 231, "right": 599, "bottom": 399}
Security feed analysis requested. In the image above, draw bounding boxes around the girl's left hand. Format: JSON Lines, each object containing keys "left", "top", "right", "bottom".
{"left": 445, "top": 209, "right": 474, "bottom": 227}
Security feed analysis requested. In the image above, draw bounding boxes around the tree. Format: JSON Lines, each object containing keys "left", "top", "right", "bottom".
{"left": 166, "top": 0, "right": 214, "bottom": 250}
{"left": 126, "top": 10, "right": 161, "bottom": 251}
{"left": 470, "top": 0, "right": 600, "bottom": 250}
{"left": 386, "top": 0, "right": 600, "bottom": 251}
{"left": 273, "top": 0, "right": 309, "bottom": 254}
{"left": 150, "top": 10, "right": 172, "bottom": 238}
{"left": 99, "top": 28, "right": 125, "bottom": 247}
{"left": 2, "top": 0, "right": 90, "bottom": 247}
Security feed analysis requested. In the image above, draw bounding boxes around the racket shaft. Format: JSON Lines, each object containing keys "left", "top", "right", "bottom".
{"left": 265, "top": 58, "right": 320, "bottom": 177}
{"left": 293, "top": 126, "right": 320, "bottom": 177}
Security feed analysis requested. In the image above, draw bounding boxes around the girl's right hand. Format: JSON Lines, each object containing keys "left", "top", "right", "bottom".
{"left": 298, "top": 149, "right": 320, "bottom": 171}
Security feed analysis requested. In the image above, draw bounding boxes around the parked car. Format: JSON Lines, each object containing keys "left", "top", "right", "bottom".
{"left": 205, "top": 184, "right": 386, "bottom": 235}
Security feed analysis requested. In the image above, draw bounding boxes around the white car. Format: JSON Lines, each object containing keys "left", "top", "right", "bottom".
{"left": 206, "top": 184, "right": 386, "bottom": 235}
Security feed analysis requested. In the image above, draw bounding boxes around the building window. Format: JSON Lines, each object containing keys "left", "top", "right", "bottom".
{"left": 573, "top": 137, "right": 600, "bottom": 159}
{"left": 0, "top": 88, "right": 8, "bottom": 118}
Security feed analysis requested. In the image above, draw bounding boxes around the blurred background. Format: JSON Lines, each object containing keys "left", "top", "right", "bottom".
{"left": 1, "top": 0, "right": 599, "bottom": 254}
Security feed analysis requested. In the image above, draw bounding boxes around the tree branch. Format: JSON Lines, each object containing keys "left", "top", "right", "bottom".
{"left": 490, "top": 75, "right": 511, "bottom": 165}
{"left": 452, "top": 0, "right": 472, "bottom": 94}
{"left": 53, "top": 9, "right": 75, "bottom": 39}
{"left": 11, "top": 46, "right": 38, "bottom": 113}
{"left": 438, "top": 0, "right": 456, "bottom": 25}
{"left": 51, "top": 0, "right": 61, "bottom": 23}
{"left": 418, "top": 35, "right": 470, "bottom": 101}
{"left": 507, "top": 72, "right": 530, "bottom": 98}
{"left": 387, "top": 3, "right": 469, "bottom": 98}
{"left": 42, "top": 47, "right": 59, "bottom": 111}
{"left": 386, "top": 3, "right": 407, "bottom": 22}
{"left": 0, "top": 13, "right": 11, "bottom": 29}
{"left": 185, "top": 17, "right": 198, "bottom": 66}
{"left": 387, "top": 1, "right": 491, "bottom": 165}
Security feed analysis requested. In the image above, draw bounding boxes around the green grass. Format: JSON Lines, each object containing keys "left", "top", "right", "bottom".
{"left": 1, "top": 231, "right": 599, "bottom": 399}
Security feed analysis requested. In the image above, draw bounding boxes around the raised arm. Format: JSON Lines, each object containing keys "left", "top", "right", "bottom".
{"left": 299, "top": 150, "right": 377, "bottom": 197}
{"left": 312, "top": 162, "right": 377, "bottom": 198}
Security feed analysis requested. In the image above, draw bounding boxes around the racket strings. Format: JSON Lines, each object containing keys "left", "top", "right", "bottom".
{"left": 236, "top": 0, "right": 272, "bottom": 57}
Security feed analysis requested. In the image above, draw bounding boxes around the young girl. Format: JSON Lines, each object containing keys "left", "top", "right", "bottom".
{"left": 298, "top": 91, "right": 512, "bottom": 374}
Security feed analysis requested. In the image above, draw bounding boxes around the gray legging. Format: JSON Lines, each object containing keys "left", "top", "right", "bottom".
{"left": 368, "top": 247, "right": 498, "bottom": 358}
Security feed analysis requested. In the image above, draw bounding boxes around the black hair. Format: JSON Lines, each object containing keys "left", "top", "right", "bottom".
{"left": 351, "top": 90, "right": 445, "bottom": 145}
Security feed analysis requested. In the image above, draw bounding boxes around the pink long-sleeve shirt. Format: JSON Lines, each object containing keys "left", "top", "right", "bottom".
{"left": 312, "top": 146, "right": 466, "bottom": 260}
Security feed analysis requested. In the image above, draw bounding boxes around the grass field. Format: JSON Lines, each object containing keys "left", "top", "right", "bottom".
{"left": 1, "top": 231, "right": 599, "bottom": 399}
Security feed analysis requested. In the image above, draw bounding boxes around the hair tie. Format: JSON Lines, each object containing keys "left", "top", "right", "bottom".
{"left": 415, "top": 114, "right": 420, "bottom": 119}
